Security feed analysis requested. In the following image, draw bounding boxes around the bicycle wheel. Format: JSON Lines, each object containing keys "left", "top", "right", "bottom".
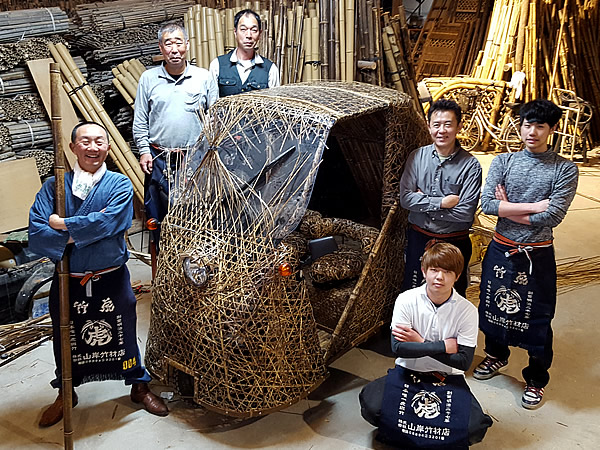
{"left": 500, "top": 119, "right": 522, "bottom": 152}
{"left": 458, "top": 116, "right": 483, "bottom": 151}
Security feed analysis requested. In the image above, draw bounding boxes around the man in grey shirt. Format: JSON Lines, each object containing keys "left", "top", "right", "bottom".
{"left": 399, "top": 99, "right": 482, "bottom": 296}
{"left": 473, "top": 99, "right": 578, "bottom": 410}
{"left": 133, "top": 23, "right": 218, "bottom": 248}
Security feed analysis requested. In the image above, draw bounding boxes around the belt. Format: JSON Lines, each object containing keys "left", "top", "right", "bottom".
{"left": 70, "top": 266, "right": 121, "bottom": 297}
{"left": 411, "top": 223, "right": 470, "bottom": 239}
{"left": 492, "top": 232, "right": 553, "bottom": 274}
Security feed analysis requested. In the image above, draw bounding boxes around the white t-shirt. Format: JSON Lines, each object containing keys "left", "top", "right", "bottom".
{"left": 391, "top": 284, "right": 478, "bottom": 375}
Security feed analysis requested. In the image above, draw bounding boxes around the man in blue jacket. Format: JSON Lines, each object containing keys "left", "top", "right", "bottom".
{"left": 29, "top": 122, "right": 168, "bottom": 427}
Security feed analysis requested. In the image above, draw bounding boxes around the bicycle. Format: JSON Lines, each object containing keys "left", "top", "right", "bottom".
{"left": 450, "top": 87, "right": 522, "bottom": 152}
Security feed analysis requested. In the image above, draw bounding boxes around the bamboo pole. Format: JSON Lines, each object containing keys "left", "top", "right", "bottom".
{"left": 319, "top": 0, "right": 330, "bottom": 79}
{"left": 549, "top": 0, "right": 570, "bottom": 96}
{"left": 194, "top": 7, "right": 203, "bottom": 67}
{"left": 331, "top": 0, "right": 340, "bottom": 80}
{"left": 303, "top": 15, "right": 311, "bottom": 81}
{"left": 530, "top": 0, "right": 537, "bottom": 98}
{"left": 293, "top": 0, "right": 307, "bottom": 83}
{"left": 200, "top": 7, "right": 210, "bottom": 69}
{"left": 345, "top": 0, "right": 355, "bottom": 81}
{"left": 374, "top": 0, "right": 383, "bottom": 86}
{"left": 310, "top": 13, "right": 320, "bottom": 80}
{"left": 514, "top": 0, "right": 530, "bottom": 72}
{"left": 207, "top": 8, "right": 218, "bottom": 63}
{"left": 48, "top": 43, "right": 144, "bottom": 203}
{"left": 382, "top": 26, "right": 403, "bottom": 91}
{"left": 215, "top": 8, "right": 225, "bottom": 57}
{"left": 338, "top": 0, "right": 346, "bottom": 81}
{"left": 225, "top": 8, "right": 235, "bottom": 51}
{"left": 50, "top": 61, "right": 74, "bottom": 450}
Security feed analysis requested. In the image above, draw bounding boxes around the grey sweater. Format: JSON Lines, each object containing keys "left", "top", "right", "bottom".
{"left": 481, "top": 149, "right": 578, "bottom": 243}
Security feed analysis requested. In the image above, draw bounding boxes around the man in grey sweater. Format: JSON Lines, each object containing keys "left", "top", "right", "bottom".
{"left": 473, "top": 99, "right": 578, "bottom": 409}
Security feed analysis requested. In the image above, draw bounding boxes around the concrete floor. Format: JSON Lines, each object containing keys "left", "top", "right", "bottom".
{"left": 1, "top": 153, "right": 599, "bottom": 449}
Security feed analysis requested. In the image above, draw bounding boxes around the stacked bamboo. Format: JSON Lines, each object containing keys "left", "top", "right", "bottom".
{"left": 0, "top": 36, "right": 69, "bottom": 71}
{"left": 469, "top": 0, "right": 600, "bottom": 141}
{"left": 0, "top": 0, "right": 95, "bottom": 12}
{"left": 472, "top": 0, "right": 523, "bottom": 80}
{"left": 73, "top": 23, "right": 160, "bottom": 50}
{"left": 73, "top": 0, "right": 195, "bottom": 32}
{"left": 0, "top": 58, "right": 87, "bottom": 98}
{"left": 111, "top": 59, "right": 147, "bottom": 110}
{"left": 0, "top": 314, "right": 52, "bottom": 368}
{"left": 91, "top": 42, "right": 157, "bottom": 65}
{"left": 381, "top": 10, "right": 419, "bottom": 108}
{"left": 48, "top": 42, "right": 145, "bottom": 203}
{"left": 0, "top": 120, "right": 53, "bottom": 152}
{"left": 0, "top": 95, "right": 45, "bottom": 121}
{"left": 0, "top": 7, "right": 70, "bottom": 44}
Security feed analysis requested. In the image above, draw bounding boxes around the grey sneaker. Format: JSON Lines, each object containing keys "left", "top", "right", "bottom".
{"left": 522, "top": 385, "right": 544, "bottom": 409}
{"left": 473, "top": 356, "right": 509, "bottom": 380}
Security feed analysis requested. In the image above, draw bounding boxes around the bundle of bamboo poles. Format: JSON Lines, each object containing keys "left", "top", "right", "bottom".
{"left": 48, "top": 42, "right": 145, "bottom": 203}
{"left": 0, "top": 120, "right": 53, "bottom": 152}
{"left": 73, "top": 23, "right": 160, "bottom": 50}
{"left": 91, "top": 42, "right": 158, "bottom": 65}
{"left": 472, "top": 0, "right": 522, "bottom": 81}
{"left": 381, "top": 10, "right": 419, "bottom": 107}
{"left": 111, "top": 58, "right": 146, "bottom": 110}
{"left": 0, "top": 0, "right": 95, "bottom": 12}
{"left": 0, "top": 315, "right": 52, "bottom": 368}
{"left": 470, "top": 0, "right": 599, "bottom": 142}
{"left": 73, "top": 0, "right": 195, "bottom": 32}
{"left": 0, "top": 58, "right": 87, "bottom": 98}
{"left": 0, "top": 95, "right": 45, "bottom": 121}
{"left": 0, "top": 7, "right": 70, "bottom": 44}
{"left": 0, "top": 36, "right": 69, "bottom": 71}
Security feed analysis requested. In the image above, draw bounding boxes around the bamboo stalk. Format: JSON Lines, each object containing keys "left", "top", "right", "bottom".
{"left": 345, "top": 0, "right": 355, "bottom": 81}
{"left": 50, "top": 61, "right": 74, "bottom": 450}
{"left": 338, "top": 0, "right": 346, "bottom": 81}
{"left": 49, "top": 43, "right": 144, "bottom": 203}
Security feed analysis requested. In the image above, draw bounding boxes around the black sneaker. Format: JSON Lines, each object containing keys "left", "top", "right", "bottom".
{"left": 522, "top": 385, "right": 544, "bottom": 409}
{"left": 473, "top": 356, "right": 509, "bottom": 380}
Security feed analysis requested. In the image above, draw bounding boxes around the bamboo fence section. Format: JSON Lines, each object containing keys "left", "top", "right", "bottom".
{"left": 48, "top": 42, "right": 145, "bottom": 203}
{"left": 0, "top": 7, "right": 69, "bottom": 44}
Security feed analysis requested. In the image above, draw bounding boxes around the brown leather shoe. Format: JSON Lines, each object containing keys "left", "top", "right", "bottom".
{"left": 130, "top": 383, "right": 169, "bottom": 417}
{"left": 39, "top": 389, "right": 78, "bottom": 427}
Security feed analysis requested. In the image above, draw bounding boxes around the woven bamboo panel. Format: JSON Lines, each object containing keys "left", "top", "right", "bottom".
{"left": 145, "top": 81, "right": 429, "bottom": 417}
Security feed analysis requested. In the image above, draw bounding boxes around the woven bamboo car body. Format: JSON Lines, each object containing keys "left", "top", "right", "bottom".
{"left": 145, "top": 81, "right": 430, "bottom": 417}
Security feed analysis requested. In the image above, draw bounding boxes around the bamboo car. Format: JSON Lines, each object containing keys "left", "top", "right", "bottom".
{"left": 145, "top": 81, "right": 430, "bottom": 417}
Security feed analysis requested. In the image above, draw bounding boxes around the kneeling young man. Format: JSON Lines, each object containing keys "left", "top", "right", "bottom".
{"left": 359, "top": 242, "right": 491, "bottom": 448}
